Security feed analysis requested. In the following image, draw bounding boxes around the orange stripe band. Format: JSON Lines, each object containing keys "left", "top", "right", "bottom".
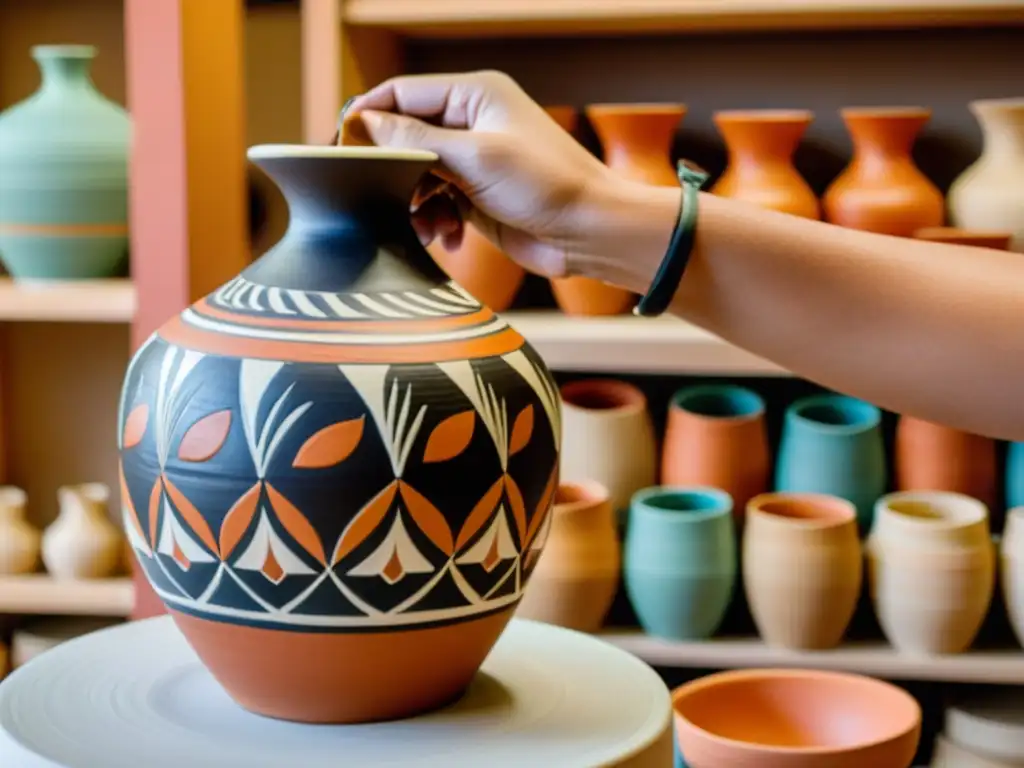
{"left": 193, "top": 297, "right": 495, "bottom": 333}
{"left": 0, "top": 222, "right": 128, "bottom": 237}
{"left": 159, "top": 314, "right": 525, "bottom": 363}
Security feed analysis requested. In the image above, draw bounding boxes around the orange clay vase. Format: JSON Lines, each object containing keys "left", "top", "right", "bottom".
{"left": 893, "top": 228, "right": 1009, "bottom": 512}
{"left": 711, "top": 110, "right": 820, "bottom": 219}
{"left": 515, "top": 480, "right": 620, "bottom": 632}
{"left": 117, "top": 145, "right": 561, "bottom": 724}
{"left": 823, "top": 107, "right": 944, "bottom": 236}
{"left": 673, "top": 668, "right": 921, "bottom": 768}
{"left": 427, "top": 225, "right": 524, "bottom": 311}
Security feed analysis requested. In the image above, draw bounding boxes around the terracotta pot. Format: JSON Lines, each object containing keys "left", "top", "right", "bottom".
{"left": 118, "top": 145, "right": 561, "bottom": 723}
{"left": 742, "top": 494, "right": 862, "bottom": 650}
{"left": 0, "top": 486, "right": 41, "bottom": 575}
{"left": 559, "top": 379, "right": 657, "bottom": 519}
{"left": 913, "top": 226, "right": 1013, "bottom": 250}
{"left": 823, "top": 107, "right": 944, "bottom": 236}
{"left": 544, "top": 105, "right": 578, "bottom": 134}
{"left": 672, "top": 668, "right": 921, "bottom": 768}
{"left": 949, "top": 97, "right": 1024, "bottom": 253}
{"left": 1000, "top": 507, "right": 1024, "bottom": 648}
{"left": 867, "top": 491, "right": 995, "bottom": 654}
{"left": 42, "top": 483, "right": 123, "bottom": 579}
{"left": 427, "top": 226, "right": 524, "bottom": 311}
{"left": 931, "top": 734, "right": 1015, "bottom": 768}
{"left": 661, "top": 384, "right": 769, "bottom": 521}
{"left": 516, "top": 480, "right": 619, "bottom": 632}
{"left": 945, "top": 690, "right": 1024, "bottom": 766}
{"left": 711, "top": 110, "right": 820, "bottom": 219}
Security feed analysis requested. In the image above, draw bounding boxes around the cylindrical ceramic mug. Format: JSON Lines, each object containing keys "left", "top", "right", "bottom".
{"left": 624, "top": 487, "right": 736, "bottom": 641}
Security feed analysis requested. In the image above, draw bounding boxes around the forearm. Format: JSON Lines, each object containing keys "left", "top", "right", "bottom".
{"left": 579, "top": 181, "right": 1024, "bottom": 441}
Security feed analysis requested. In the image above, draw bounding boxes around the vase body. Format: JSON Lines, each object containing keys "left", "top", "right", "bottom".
{"left": 823, "top": 108, "right": 943, "bottom": 237}
{"left": 42, "top": 483, "right": 123, "bottom": 579}
{"left": 516, "top": 480, "right": 619, "bottom": 632}
{"left": 118, "top": 146, "right": 561, "bottom": 724}
{"left": 867, "top": 491, "right": 994, "bottom": 654}
{"left": 1009, "top": 442, "right": 1024, "bottom": 509}
{"left": 559, "top": 379, "right": 657, "bottom": 520}
{"left": 949, "top": 98, "right": 1024, "bottom": 252}
{"left": 742, "top": 493, "right": 862, "bottom": 650}
{"left": 711, "top": 110, "right": 820, "bottom": 219}
{"left": 624, "top": 487, "right": 736, "bottom": 640}
{"left": 0, "top": 487, "right": 41, "bottom": 575}
{"left": 661, "top": 384, "right": 769, "bottom": 522}
{"left": 0, "top": 45, "right": 129, "bottom": 279}
{"left": 775, "top": 394, "right": 886, "bottom": 532}
{"left": 1001, "top": 508, "right": 1024, "bottom": 647}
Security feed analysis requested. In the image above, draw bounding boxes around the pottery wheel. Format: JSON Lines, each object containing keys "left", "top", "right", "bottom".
{"left": 0, "top": 616, "right": 672, "bottom": 768}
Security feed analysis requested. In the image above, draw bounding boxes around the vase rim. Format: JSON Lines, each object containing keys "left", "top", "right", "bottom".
{"left": 970, "top": 97, "right": 1024, "bottom": 112}
{"left": 840, "top": 106, "right": 931, "bottom": 120}
{"left": 913, "top": 227, "right": 1013, "bottom": 248}
{"left": 586, "top": 103, "right": 687, "bottom": 116}
{"left": 671, "top": 383, "right": 765, "bottom": 420}
{"left": 31, "top": 44, "right": 96, "bottom": 60}
{"left": 560, "top": 378, "right": 647, "bottom": 415}
{"left": 0, "top": 485, "right": 27, "bottom": 507}
{"left": 631, "top": 486, "right": 732, "bottom": 521}
{"left": 747, "top": 492, "right": 856, "bottom": 528}
{"left": 554, "top": 480, "right": 611, "bottom": 512}
{"left": 714, "top": 109, "right": 813, "bottom": 123}
{"left": 248, "top": 144, "right": 438, "bottom": 164}
{"left": 788, "top": 394, "right": 880, "bottom": 433}
{"left": 875, "top": 490, "right": 989, "bottom": 531}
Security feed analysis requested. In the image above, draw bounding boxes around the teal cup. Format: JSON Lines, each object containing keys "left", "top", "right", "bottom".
{"left": 624, "top": 487, "right": 736, "bottom": 641}
{"left": 1009, "top": 442, "right": 1024, "bottom": 510}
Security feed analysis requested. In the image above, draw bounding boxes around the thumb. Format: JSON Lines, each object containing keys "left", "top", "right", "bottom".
{"left": 359, "top": 109, "right": 478, "bottom": 181}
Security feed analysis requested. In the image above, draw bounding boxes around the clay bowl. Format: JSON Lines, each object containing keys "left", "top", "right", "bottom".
{"left": 672, "top": 668, "right": 921, "bottom": 768}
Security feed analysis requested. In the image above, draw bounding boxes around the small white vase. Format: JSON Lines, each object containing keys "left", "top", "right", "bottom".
{"left": 0, "top": 486, "right": 41, "bottom": 575}
{"left": 42, "top": 483, "right": 124, "bottom": 579}
{"left": 948, "top": 97, "right": 1024, "bottom": 252}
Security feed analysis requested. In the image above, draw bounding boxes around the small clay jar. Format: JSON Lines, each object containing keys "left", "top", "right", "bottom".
{"left": 0, "top": 486, "right": 41, "bottom": 575}
{"left": 42, "top": 483, "right": 124, "bottom": 579}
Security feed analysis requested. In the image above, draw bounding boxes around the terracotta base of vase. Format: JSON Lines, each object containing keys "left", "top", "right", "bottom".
{"left": 550, "top": 276, "right": 634, "bottom": 316}
{"left": 169, "top": 606, "right": 515, "bottom": 724}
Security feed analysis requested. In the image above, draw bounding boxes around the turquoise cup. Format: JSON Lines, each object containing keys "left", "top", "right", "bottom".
{"left": 775, "top": 394, "right": 886, "bottom": 533}
{"left": 1009, "top": 443, "right": 1024, "bottom": 510}
{"left": 624, "top": 487, "right": 736, "bottom": 641}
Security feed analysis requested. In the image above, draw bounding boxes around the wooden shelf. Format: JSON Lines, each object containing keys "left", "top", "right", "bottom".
{"left": 0, "top": 279, "right": 135, "bottom": 323}
{"left": 343, "top": 0, "right": 1024, "bottom": 38}
{"left": 505, "top": 311, "right": 784, "bottom": 375}
{"left": 0, "top": 575, "right": 134, "bottom": 617}
{"left": 601, "top": 630, "right": 1024, "bottom": 684}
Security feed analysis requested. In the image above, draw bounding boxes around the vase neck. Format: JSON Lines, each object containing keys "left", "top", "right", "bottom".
{"left": 845, "top": 111, "right": 928, "bottom": 162}
{"left": 975, "top": 102, "right": 1024, "bottom": 160}
{"left": 33, "top": 45, "right": 96, "bottom": 94}
{"left": 717, "top": 114, "right": 809, "bottom": 171}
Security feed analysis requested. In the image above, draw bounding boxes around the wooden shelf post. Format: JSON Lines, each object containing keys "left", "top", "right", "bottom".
{"left": 123, "top": 0, "right": 250, "bottom": 619}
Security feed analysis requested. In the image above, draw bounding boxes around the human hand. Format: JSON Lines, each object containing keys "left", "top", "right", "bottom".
{"left": 346, "top": 71, "right": 618, "bottom": 278}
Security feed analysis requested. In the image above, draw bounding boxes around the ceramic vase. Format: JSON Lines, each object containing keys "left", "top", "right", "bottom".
{"left": 742, "top": 493, "right": 862, "bottom": 650}
{"left": 949, "top": 98, "right": 1024, "bottom": 252}
{"left": 427, "top": 226, "right": 524, "bottom": 312}
{"left": 0, "top": 45, "right": 129, "bottom": 279}
{"left": 912, "top": 226, "right": 1013, "bottom": 250}
{"left": 559, "top": 379, "right": 657, "bottom": 520}
{"left": 42, "top": 483, "right": 123, "bottom": 579}
{"left": 775, "top": 394, "right": 886, "bottom": 532}
{"left": 711, "top": 110, "right": 820, "bottom": 219}
{"left": 118, "top": 144, "right": 561, "bottom": 724}
{"left": 661, "top": 384, "right": 769, "bottom": 523}
{"left": 0, "top": 486, "right": 41, "bottom": 575}
{"left": 516, "top": 480, "right": 619, "bottom": 632}
{"left": 823, "top": 107, "right": 944, "bottom": 237}
{"left": 1009, "top": 442, "right": 1024, "bottom": 509}
{"left": 1001, "top": 507, "right": 1024, "bottom": 647}
{"left": 624, "top": 487, "right": 736, "bottom": 641}
{"left": 867, "top": 491, "right": 995, "bottom": 654}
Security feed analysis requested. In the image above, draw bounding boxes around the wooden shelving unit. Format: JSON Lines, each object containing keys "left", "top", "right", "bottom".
{"left": 0, "top": 575, "right": 134, "bottom": 618}
{"left": 343, "top": 0, "right": 1024, "bottom": 37}
{"left": 0, "top": 279, "right": 135, "bottom": 323}
{"left": 602, "top": 630, "right": 1024, "bottom": 684}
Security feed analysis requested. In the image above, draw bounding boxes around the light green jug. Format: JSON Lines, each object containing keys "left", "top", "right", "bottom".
{"left": 0, "top": 45, "right": 130, "bottom": 280}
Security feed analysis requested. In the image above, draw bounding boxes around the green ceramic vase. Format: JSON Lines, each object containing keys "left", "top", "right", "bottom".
{"left": 0, "top": 45, "right": 130, "bottom": 280}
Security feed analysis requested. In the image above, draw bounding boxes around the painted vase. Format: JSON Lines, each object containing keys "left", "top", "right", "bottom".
{"left": 624, "top": 487, "right": 736, "bottom": 641}
{"left": 41, "top": 483, "right": 124, "bottom": 579}
{"left": 1009, "top": 442, "right": 1024, "bottom": 509}
{"left": 775, "top": 394, "right": 886, "bottom": 533}
{"left": 1001, "top": 507, "right": 1024, "bottom": 647}
{"left": 0, "top": 487, "right": 41, "bottom": 575}
{"left": 823, "top": 107, "right": 944, "bottom": 237}
{"left": 117, "top": 145, "right": 561, "bottom": 724}
{"left": 711, "top": 110, "right": 820, "bottom": 219}
{"left": 867, "top": 491, "right": 994, "bottom": 654}
{"left": 949, "top": 98, "right": 1024, "bottom": 252}
{"left": 559, "top": 379, "right": 657, "bottom": 521}
{"left": 516, "top": 480, "right": 619, "bottom": 632}
{"left": 661, "top": 384, "right": 769, "bottom": 522}
{"left": 0, "top": 45, "right": 129, "bottom": 279}
{"left": 742, "top": 493, "right": 862, "bottom": 650}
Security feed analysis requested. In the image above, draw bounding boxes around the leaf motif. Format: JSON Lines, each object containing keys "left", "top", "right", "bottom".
{"left": 178, "top": 410, "right": 232, "bottom": 463}
{"left": 455, "top": 478, "right": 505, "bottom": 551}
{"left": 147, "top": 479, "right": 162, "bottom": 549}
{"left": 123, "top": 404, "right": 149, "bottom": 449}
{"left": 509, "top": 404, "right": 534, "bottom": 456}
{"left": 423, "top": 411, "right": 475, "bottom": 463}
{"left": 293, "top": 416, "right": 365, "bottom": 469}
{"left": 524, "top": 465, "right": 559, "bottom": 549}
{"left": 399, "top": 482, "right": 454, "bottom": 555}
{"left": 264, "top": 484, "right": 327, "bottom": 565}
{"left": 333, "top": 482, "right": 398, "bottom": 564}
{"left": 162, "top": 475, "right": 219, "bottom": 555}
{"left": 504, "top": 474, "right": 528, "bottom": 542}
{"left": 219, "top": 483, "right": 262, "bottom": 559}
{"left": 119, "top": 460, "right": 146, "bottom": 543}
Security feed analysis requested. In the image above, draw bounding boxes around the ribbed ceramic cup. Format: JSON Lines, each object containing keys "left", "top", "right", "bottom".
{"left": 775, "top": 394, "right": 886, "bottom": 533}
{"left": 867, "top": 491, "right": 995, "bottom": 654}
{"left": 743, "top": 493, "right": 863, "bottom": 650}
{"left": 1008, "top": 442, "right": 1024, "bottom": 509}
{"left": 624, "top": 487, "right": 736, "bottom": 641}
{"left": 1000, "top": 507, "right": 1024, "bottom": 647}
{"left": 661, "top": 384, "right": 769, "bottom": 522}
